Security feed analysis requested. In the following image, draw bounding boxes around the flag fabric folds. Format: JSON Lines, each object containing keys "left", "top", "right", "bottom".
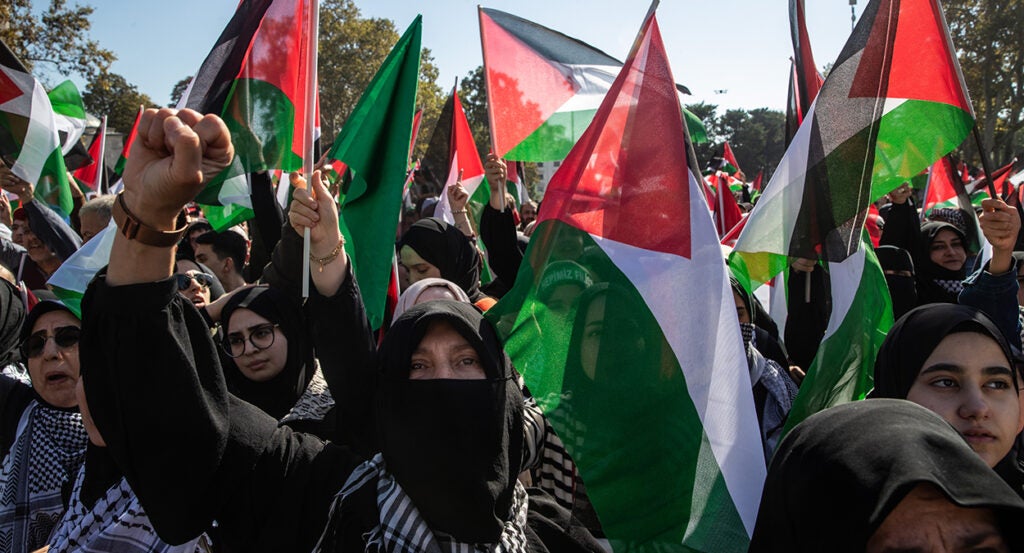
{"left": 325, "top": 16, "right": 421, "bottom": 330}
{"left": 486, "top": 9, "right": 764, "bottom": 551}
{"left": 0, "top": 64, "right": 74, "bottom": 216}
{"left": 731, "top": 0, "right": 975, "bottom": 291}
{"left": 72, "top": 116, "right": 107, "bottom": 193}
{"left": 785, "top": 0, "right": 824, "bottom": 146}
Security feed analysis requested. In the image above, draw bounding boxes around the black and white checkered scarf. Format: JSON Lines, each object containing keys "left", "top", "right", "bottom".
{"left": 48, "top": 465, "right": 204, "bottom": 553}
{"left": 0, "top": 401, "right": 88, "bottom": 553}
{"left": 314, "top": 453, "right": 530, "bottom": 553}
{"left": 278, "top": 364, "right": 334, "bottom": 426}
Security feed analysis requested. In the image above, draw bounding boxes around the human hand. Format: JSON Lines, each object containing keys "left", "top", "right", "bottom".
{"left": 449, "top": 169, "right": 469, "bottom": 212}
{"left": 887, "top": 183, "right": 912, "bottom": 205}
{"left": 484, "top": 153, "right": 506, "bottom": 187}
{"left": 791, "top": 258, "right": 817, "bottom": 273}
{"left": 0, "top": 164, "right": 34, "bottom": 205}
{"left": 288, "top": 170, "right": 342, "bottom": 254}
{"left": 121, "top": 108, "right": 234, "bottom": 230}
{"left": 979, "top": 198, "right": 1020, "bottom": 274}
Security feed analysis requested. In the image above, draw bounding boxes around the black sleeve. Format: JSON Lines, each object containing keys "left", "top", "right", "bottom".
{"left": 258, "top": 219, "right": 303, "bottom": 296}
{"left": 0, "top": 373, "right": 34, "bottom": 457}
{"left": 784, "top": 265, "right": 831, "bottom": 371}
{"left": 306, "top": 263, "right": 379, "bottom": 455}
{"left": 479, "top": 204, "right": 523, "bottom": 289}
{"left": 246, "top": 172, "right": 285, "bottom": 282}
{"left": 25, "top": 200, "right": 81, "bottom": 260}
{"left": 80, "top": 273, "right": 361, "bottom": 550}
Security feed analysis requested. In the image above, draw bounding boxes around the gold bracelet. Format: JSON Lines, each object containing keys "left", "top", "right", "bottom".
{"left": 452, "top": 209, "right": 468, "bottom": 214}
{"left": 310, "top": 238, "right": 345, "bottom": 272}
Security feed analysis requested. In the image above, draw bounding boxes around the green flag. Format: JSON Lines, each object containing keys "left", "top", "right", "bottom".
{"left": 327, "top": 16, "right": 422, "bottom": 330}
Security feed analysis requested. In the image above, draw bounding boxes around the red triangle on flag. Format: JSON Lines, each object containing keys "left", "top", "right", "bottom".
{"left": 0, "top": 68, "right": 24, "bottom": 105}
{"left": 538, "top": 13, "right": 692, "bottom": 259}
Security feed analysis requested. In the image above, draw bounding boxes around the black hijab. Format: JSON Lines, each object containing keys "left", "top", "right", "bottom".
{"left": 400, "top": 218, "right": 484, "bottom": 302}
{"left": 871, "top": 303, "right": 1016, "bottom": 400}
{"left": 915, "top": 221, "right": 967, "bottom": 305}
{"left": 875, "top": 245, "right": 917, "bottom": 321}
{"left": 375, "top": 300, "right": 523, "bottom": 543}
{"left": 0, "top": 279, "right": 25, "bottom": 367}
{"left": 749, "top": 400, "right": 1024, "bottom": 552}
{"left": 220, "top": 286, "right": 314, "bottom": 419}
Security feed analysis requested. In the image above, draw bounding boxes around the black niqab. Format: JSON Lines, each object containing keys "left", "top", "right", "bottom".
{"left": 375, "top": 300, "right": 523, "bottom": 543}
{"left": 399, "top": 218, "right": 484, "bottom": 302}
{"left": 874, "top": 245, "right": 918, "bottom": 321}
{"left": 749, "top": 400, "right": 1024, "bottom": 552}
{"left": 871, "top": 303, "right": 1015, "bottom": 400}
{"left": 220, "top": 286, "right": 314, "bottom": 419}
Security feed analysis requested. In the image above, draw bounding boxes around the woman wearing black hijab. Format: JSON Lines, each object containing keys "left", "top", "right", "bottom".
{"left": 914, "top": 221, "right": 969, "bottom": 305}
{"left": 874, "top": 245, "right": 918, "bottom": 320}
{"left": 399, "top": 217, "right": 492, "bottom": 308}
{"left": 749, "top": 400, "right": 1024, "bottom": 552}
{"left": 870, "top": 303, "right": 1024, "bottom": 502}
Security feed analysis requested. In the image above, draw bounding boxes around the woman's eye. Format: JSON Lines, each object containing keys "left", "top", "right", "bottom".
{"left": 227, "top": 336, "right": 244, "bottom": 346}
{"left": 410, "top": 361, "right": 426, "bottom": 371}
{"left": 986, "top": 380, "right": 1012, "bottom": 390}
{"left": 460, "top": 357, "right": 479, "bottom": 366}
{"left": 253, "top": 328, "right": 273, "bottom": 339}
{"left": 931, "top": 378, "right": 957, "bottom": 388}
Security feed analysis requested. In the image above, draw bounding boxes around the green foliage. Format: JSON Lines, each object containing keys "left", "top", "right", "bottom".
{"left": 318, "top": 0, "right": 445, "bottom": 157}
{"left": 943, "top": 0, "right": 1024, "bottom": 165}
{"left": 169, "top": 76, "right": 192, "bottom": 107}
{"left": 0, "top": 0, "right": 115, "bottom": 84}
{"left": 686, "top": 103, "right": 786, "bottom": 181}
{"left": 83, "top": 71, "right": 155, "bottom": 133}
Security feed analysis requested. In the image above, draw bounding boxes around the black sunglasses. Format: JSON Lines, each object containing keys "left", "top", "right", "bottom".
{"left": 23, "top": 326, "right": 81, "bottom": 359}
{"left": 175, "top": 272, "right": 215, "bottom": 291}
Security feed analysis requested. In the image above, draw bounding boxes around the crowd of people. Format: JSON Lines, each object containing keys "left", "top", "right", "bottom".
{"left": 2, "top": 107, "right": 1024, "bottom": 552}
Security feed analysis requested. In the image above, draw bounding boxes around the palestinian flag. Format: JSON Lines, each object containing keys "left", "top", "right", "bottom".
{"left": 186, "top": 0, "right": 311, "bottom": 231}
{"left": 713, "top": 172, "right": 743, "bottom": 238}
{"left": 723, "top": 141, "right": 742, "bottom": 175}
{"left": 326, "top": 16, "right": 421, "bottom": 330}
{"left": 434, "top": 88, "right": 486, "bottom": 225}
{"left": 922, "top": 155, "right": 971, "bottom": 215}
{"left": 0, "top": 64, "right": 74, "bottom": 216}
{"left": 506, "top": 160, "right": 530, "bottom": 208}
{"left": 730, "top": 0, "right": 975, "bottom": 291}
{"left": 49, "top": 219, "right": 117, "bottom": 317}
{"left": 113, "top": 106, "right": 142, "bottom": 177}
{"left": 479, "top": 7, "right": 705, "bottom": 161}
{"left": 782, "top": 234, "right": 893, "bottom": 433}
{"left": 47, "top": 79, "right": 91, "bottom": 171}
{"left": 486, "top": 10, "right": 764, "bottom": 551}
{"left": 72, "top": 116, "right": 107, "bottom": 193}
{"left": 786, "top": 0, "right": 824, "bottom": 146}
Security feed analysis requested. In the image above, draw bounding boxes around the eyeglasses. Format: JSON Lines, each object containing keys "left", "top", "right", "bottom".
{"left": 224, "top": 323, "right": 278, "bottom": 358}
{"left": 175, "top": 272, "right": 215, "bottom": 291}
{"left": 23, "top": 326, "right": 81, "bottom": 359}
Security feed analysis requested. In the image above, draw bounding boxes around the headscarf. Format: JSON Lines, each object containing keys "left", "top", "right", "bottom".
{"left": 871, "top": 303, "right": 1016, "bottom": 399}
{"left": 392, "top": 277, "right": 471, "bottom": 321}
{"left": 874, "top": 245, "right": 918, "bottom": 321}
{"left": 915, "top": 221, "right": 967, "bottom": 304}
{"left": 0, "top": 279, "right": 25, "bottom": 368}
{"left": 728, "top": 276, "right": 781, "bottom": 343}
{"left": 749, "top": 400, "right": 1024, "bottom": 552}
{"left": 399, "top": 218, "right": 484, "bottom": 302}
{"left": 375, "top": 300, "right": 524, "bottom": 543}
{"left": 220, "top": 286, "right": 314, "bottom": 419}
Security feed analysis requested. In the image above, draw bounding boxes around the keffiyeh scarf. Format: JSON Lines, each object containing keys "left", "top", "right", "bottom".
{"left": 315, "top": 454, "right": 530, "bottom": 553}
{"left": 278, "top": 364, "right": 334, "bottom": 426}
{"left": 48, "top": 466, "right": 203, "bottom": 553}
{"left": 0, "top": 401, "right": 88, "bottom": 552}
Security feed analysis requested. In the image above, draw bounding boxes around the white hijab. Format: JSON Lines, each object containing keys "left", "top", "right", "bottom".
{"left": 393, "top": 278, "right": 471, "bottom": 321}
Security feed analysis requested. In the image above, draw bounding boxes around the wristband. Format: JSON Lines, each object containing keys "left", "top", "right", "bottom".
{"left": 112, "top": 193, "right": 189, "bottom": 248}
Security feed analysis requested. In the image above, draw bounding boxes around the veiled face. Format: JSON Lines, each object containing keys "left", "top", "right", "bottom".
{"left": 867, "top": 483, "right": 1008, "bottom": 553}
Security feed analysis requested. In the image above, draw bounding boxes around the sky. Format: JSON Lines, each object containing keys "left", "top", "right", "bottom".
{"left": 79, "top": 0, "right": 866, "bottom": 113}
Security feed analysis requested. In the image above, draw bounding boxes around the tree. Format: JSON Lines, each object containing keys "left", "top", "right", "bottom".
{"left": 316, "top": 0, "right": 445, "bottom": 154}
{"left": 0, "top": 0, "right": 114, "bottom": 84}
{"left": 458, "top": 66, "right": 491, "bottom": 159}
{"left": 944, "top": 1, "right": 1024, "bottom": 165}
{"left": 83, "top": 71, "right": 155, "bottom": 133}
{"left": 169, "top": 76, "right": 192, "bottom": 107}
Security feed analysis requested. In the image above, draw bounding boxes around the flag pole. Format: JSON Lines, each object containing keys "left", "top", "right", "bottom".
{"left": 971, "top": 125, "right": 1000, "bottom": 200}
{"left": 477, "top": 5, "right": 505, "bottom": 212}
{"left": 301, "top": 0, "right": 320, "bottom": 298}
{"left": 96, "top": 116, "right": 107, "bottom": 194}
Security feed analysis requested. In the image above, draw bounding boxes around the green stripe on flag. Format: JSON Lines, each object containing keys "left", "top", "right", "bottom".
{"left": 489, "top": 220, "right": 750, "bottom": 551}
{"left": 782, "top": 236, "right": 893, "bottom": 434}
{"left": 505, "top": 109, "right": 596, "bottom": 162}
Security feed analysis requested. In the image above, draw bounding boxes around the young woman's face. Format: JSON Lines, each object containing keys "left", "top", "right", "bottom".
{"left": 408, "top": 320, "right": 486, "bottom": 380}
{"left": 400, "top": 246, "right": 442, "bottom": 284}
{"left": 226, "top": 308, "right": 289, "bottom": 382}
{"left": 928, "top": 229, "right": 967, "bottom": 272}
{"left": 906, "top": 332, "right": 1024, "bottom": 467}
